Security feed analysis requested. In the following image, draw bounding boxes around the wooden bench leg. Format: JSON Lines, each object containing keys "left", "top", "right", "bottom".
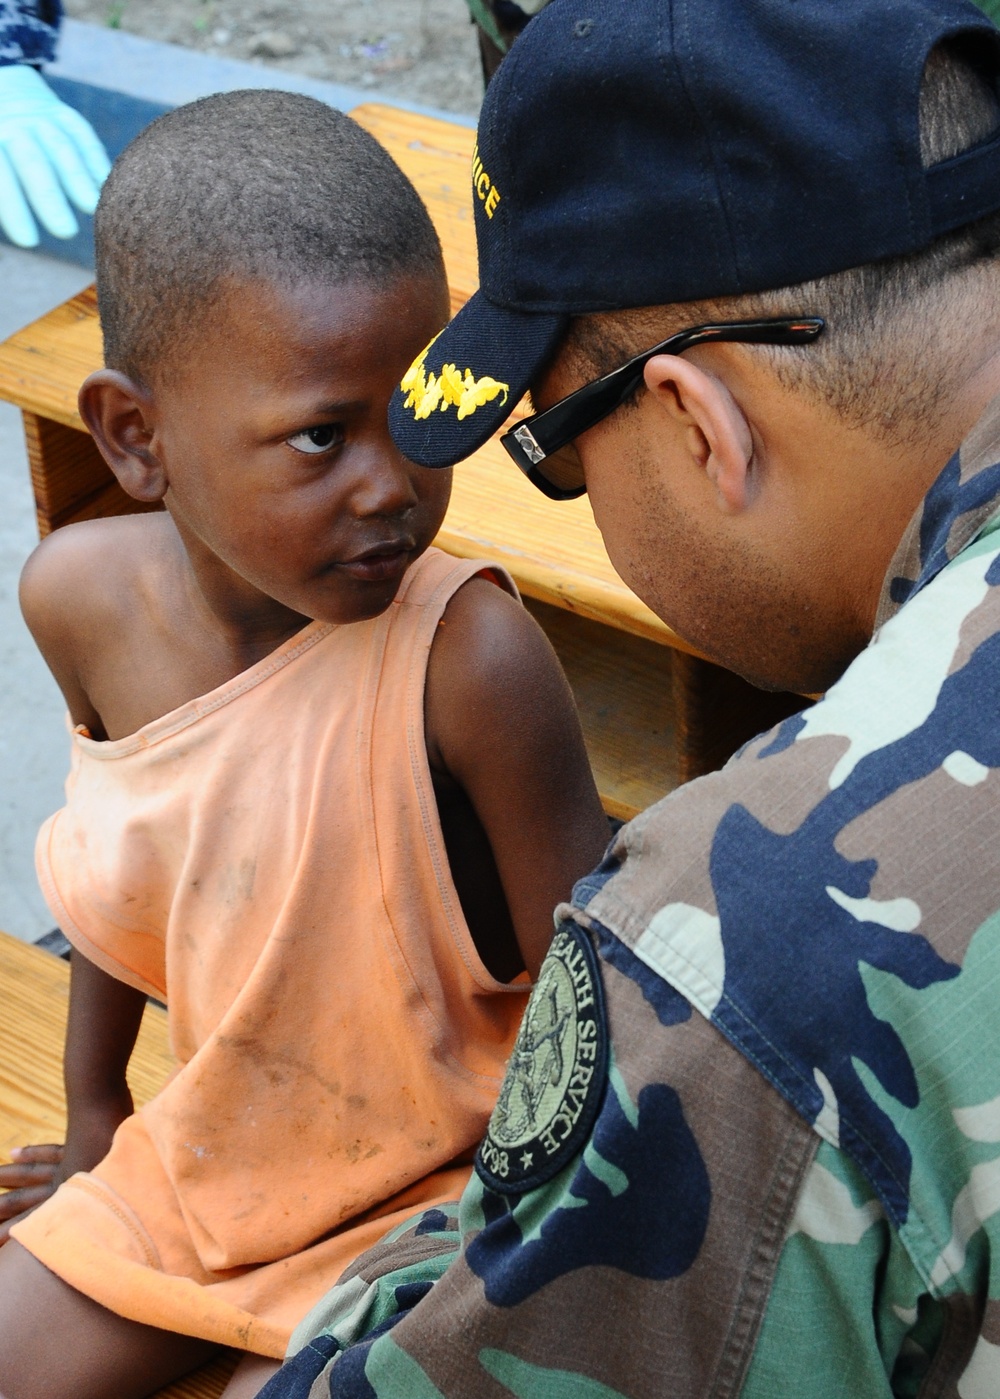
{"left": 23, "top": 413, "right": 161, "bottom": 538}
{"left": 671, "top": 650, "right": 809, "bottom": 784}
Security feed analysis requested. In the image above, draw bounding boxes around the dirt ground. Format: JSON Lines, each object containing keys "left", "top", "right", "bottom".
{"left": 62, "top": 0, "right": 486, "bottom": 117}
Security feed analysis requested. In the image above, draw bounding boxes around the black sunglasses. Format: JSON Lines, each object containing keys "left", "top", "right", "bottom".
{"left": 499, "top": 316, "right": 826, "bottom": 501}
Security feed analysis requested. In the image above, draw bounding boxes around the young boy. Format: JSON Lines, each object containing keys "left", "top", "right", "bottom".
{"left": 0, "top": 90, "right": 609, "bottom": 1398}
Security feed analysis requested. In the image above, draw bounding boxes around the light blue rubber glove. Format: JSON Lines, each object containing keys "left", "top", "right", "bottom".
{"left": 0, "top": 64, "right": 111, "bottom": 247}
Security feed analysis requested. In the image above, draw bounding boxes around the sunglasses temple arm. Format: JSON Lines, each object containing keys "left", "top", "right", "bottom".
{"left": 521, "top": 317, "right": 825, "bottom": 460}
{"left": 527, "top": 368, "right": 647, "bottom": 457}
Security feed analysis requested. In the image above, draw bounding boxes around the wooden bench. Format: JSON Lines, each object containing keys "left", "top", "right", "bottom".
{"left": 0, "top": 103, "right": 804, "bottom": 820}
{"left": 0, "top": 930, "right": 237, "bottom": 1396}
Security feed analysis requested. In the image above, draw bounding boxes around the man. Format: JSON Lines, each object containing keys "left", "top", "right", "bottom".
{"left": 261, "top": 0, "right": 1000, "bottom": 1395}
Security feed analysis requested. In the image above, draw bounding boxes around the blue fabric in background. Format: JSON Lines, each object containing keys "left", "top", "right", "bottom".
{"left": 0, "top": 0, "right": 61, "bottom": 67}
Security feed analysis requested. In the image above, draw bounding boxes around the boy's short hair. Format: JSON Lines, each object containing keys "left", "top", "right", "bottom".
{"left": 95, "top": 89, "right": 446, "bottom": 386}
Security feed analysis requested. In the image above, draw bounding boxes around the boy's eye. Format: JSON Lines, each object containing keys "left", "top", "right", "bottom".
{"left": 287, "top": 424, "right": 344, "bottom": 455}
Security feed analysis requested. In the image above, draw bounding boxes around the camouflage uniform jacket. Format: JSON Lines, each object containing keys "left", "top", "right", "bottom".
{"left": 261, "top": 394, "right": 1000, "bottom": 1398}
{"left": 0, "top": 0, "right": 60, "bottom": 66}
{"left": 464, "top": 0, "right": 552, "bottom": 57}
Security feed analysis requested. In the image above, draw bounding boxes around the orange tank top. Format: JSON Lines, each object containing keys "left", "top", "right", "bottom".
{"left": 22, "top": 548, "right": 528, "bottom": 1349}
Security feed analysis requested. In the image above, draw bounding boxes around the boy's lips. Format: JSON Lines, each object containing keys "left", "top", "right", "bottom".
{"left": 335, "top": 538, "right": 415, "bottom": 583}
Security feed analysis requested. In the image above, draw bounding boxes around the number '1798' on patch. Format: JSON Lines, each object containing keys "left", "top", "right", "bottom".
{"left": 476, "top": 921, "right": 608, "bottom": 1195}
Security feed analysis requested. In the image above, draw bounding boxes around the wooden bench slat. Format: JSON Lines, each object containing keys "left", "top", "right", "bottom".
{"left": 23, "top": 411, "right": 163, "bottom": 535}
{"left": 156, "top": 1357, "right": 236, "bottom": 1399}
{"left": 0, "top": 286, "right": 101, "bottom": 429}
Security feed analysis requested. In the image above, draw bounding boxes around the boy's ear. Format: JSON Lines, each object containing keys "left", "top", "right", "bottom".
{"left": 642, "top": 354, "right": 754, "bottom": 513}
{"left": 78, "top": 369, "right": 168, "bottom": 503}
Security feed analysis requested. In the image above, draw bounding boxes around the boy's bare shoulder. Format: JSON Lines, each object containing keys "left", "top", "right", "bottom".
{"left": 425, "top": 573, "right": 578, "bottom": 771}
{"left": 20, "top": 514, "right": 170, "bottom": 684}
{"left": 431, "top": 573, "right": 552, "bottom": 696}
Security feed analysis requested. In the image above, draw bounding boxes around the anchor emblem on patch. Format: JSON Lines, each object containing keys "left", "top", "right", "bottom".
{"left": 476, "top": 922, "right": 607, "bottom": 1194}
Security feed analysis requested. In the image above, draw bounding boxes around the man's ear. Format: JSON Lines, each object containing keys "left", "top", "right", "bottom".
{"left": 78, "top": 369, "right": 168, "bottom": 503}
{"left": 643, "top": 354, "right": 753, "bottom": 513}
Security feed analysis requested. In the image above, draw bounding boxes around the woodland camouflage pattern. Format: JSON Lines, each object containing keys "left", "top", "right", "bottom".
{"left": 261, "top": 394, "right": 1000, "bottom": 1397}
{"left": 0, "top": 0, "right": 59, "bottom": 66}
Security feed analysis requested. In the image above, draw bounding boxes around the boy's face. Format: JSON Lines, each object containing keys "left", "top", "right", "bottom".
{"left": 150, "top": 272, "right": 452, "bottom": 627}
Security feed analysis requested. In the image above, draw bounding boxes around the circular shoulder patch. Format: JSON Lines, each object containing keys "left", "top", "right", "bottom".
{"left": 476, "top": 922, "right": 607, "bottom": 1195}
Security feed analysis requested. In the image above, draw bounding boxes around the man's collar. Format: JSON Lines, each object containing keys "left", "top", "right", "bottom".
{"left": 875, "top": 391, "right": 1000, "bottom": 631}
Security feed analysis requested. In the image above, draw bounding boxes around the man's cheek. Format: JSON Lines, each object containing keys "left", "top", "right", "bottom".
{"left": 581, "top": 445, "right": 633, "bottom": 548}
{"left": 589, "top": 479, "right": 656, "bottom": 596}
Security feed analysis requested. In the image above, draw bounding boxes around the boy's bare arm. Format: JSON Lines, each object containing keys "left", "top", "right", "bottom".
{"left": 425, "top": 578, "right": 610, "bottom": 981}
{"left": 0, "top": 951, "right": 146, "bottom": 1240}
{"left": 61, "top": 950, "right": 146, "bottom": 1167}
{"left": 1, "top": 532, "right": 146, "bottom": 1240}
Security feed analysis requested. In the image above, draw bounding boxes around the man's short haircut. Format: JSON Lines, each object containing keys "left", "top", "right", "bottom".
{"left": 566, "top": 40, "right": 1000, "bottom": 446}
{"left": 95, "top": 89, "right": 446, "bottom": 386}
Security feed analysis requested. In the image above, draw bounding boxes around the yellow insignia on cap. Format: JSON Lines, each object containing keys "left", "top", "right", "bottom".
{"left": 472, "top": 145, "right": 502, "bottom": 220}
{"left": 400, "top": 343, "right": 509, "bottom": 424}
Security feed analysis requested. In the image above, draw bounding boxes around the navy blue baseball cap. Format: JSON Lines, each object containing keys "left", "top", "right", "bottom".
{"left": 389, "top": 0, "right": 1000, "bottom": 468}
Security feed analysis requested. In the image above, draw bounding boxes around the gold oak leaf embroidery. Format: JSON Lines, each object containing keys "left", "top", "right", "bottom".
{"left": 401, "top": 347, "right": 509, "bottom": 423}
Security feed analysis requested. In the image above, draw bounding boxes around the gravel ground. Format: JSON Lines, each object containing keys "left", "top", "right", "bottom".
{"left": 62, "top": 0, "right": 486, "bottom": 117}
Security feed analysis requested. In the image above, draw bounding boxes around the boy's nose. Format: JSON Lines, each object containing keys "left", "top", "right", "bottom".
{"left": 350, "top": 448, "right": 421, "bottom": 518}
